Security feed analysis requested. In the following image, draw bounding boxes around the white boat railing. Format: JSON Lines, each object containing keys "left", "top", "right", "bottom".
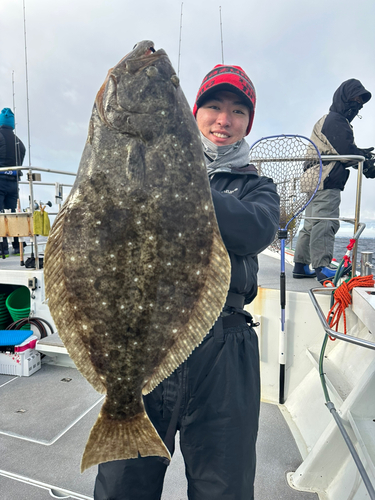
{"left": 308, "top": 286, "right": 375, "bottom": 499}
{"left": 0, "top": 165, "right": 76, "bottom": 268}
{"left": 302, "top": 152, "right": 374, "bottom": 497}
{"left": 308, "top": 287, "right": 375, "bottom": 351}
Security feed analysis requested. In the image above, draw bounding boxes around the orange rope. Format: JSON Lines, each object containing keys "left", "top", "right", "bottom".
{"left": 326, "top": 274, "right": 374, "bottom": 340}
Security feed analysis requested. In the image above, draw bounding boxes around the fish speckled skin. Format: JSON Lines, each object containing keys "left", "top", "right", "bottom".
{"left": 44, "top": 41, "right": 231, "bottom": 472}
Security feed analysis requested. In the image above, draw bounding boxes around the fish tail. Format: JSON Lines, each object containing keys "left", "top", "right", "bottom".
{"left": 80, "top": 408, "right": 171, "bottom": 472}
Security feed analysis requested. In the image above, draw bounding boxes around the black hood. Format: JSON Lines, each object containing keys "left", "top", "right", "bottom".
{"left": 329, "top": 79, "right": 371, "bottom": 120}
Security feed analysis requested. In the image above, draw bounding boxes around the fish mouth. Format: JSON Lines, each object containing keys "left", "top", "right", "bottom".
{"left": 126, "top": 41, "right": 167, "bottom": 63}
{"left": 112, "top": 41, "right": 167, "bottom": 77}
{"left": 134, "top": 42, "right": 155, "bottom": 57}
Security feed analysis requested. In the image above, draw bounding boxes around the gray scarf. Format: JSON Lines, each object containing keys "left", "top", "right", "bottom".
{"left": 200, "top": 132, "right": 256, "bottom": 177}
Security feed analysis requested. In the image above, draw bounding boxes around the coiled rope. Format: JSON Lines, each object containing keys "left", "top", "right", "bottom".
{"left": 326, "top": 274, "right": 374, "bottom": 339}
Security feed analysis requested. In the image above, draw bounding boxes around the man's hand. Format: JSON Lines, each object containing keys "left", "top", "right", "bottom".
{"left": 361, "top": 147, "right": 375, "bottom": 159}
{"left": 363, "top": 158, "right": 375, "bottom": 178}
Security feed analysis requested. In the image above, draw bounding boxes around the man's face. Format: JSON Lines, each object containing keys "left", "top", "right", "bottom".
{"left": 196, "top": 90, "right": 250, "bottom": 146}
{"left": 349, "top": 95, "right": 363, "bottom": 111}
{"left": 346, "top": 95, "right": 364, "bottom": 122}
{"left": 350, "top": 95, "right": 364, "bottom": 108}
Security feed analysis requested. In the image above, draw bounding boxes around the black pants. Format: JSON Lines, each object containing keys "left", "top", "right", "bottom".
{"left": 94, "top": 317, "right": 260, "bottom": 500}
{"left": 0, "top": 176, "right": 19, "bottom": 253}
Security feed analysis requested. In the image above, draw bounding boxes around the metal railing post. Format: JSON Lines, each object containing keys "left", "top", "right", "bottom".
{"left": 352, "top": 160, "right": 364, "bottom": 275}
{"left": 28, "top": 168, "right": 39, "bottom": 269}
{"left": 309, "top": 287, "right": 375, "bottom": 350}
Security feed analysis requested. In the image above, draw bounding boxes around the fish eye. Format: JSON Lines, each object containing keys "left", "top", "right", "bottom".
{"left": 171, "top": 75, "right": 179, "bottom": 88}
{"left": 146, "top": 66, "right": 158, "bottom": 78}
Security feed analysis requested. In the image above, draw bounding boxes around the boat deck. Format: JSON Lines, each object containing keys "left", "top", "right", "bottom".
{"left": 0, "top": 364, "right": 318, "bottom": 500}
{"left": 0, "top": 251, "right": 321, "bottom": 499}
{"left": 258, "top": 249, "right": 322, "bottom": 293}
{"left": 0, "top": 243, "right": 44, "bottom": 272}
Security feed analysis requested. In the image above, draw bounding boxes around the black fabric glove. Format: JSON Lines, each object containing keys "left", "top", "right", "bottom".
{"left": 361, "top": 147, "right": 375, "bottom": 159}
{"left": 363, "top": 158, "right": 375, "bottom": 178}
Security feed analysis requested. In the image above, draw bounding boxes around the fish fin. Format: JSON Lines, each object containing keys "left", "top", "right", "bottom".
{"left": 95, "top": 69, "right": 115, "bottom": 129}
{"left": 44, "top": 205, "right": 106, "bottom": 394}
{"left": 143, "top": 229, "right": 230, "bottom": 395}
{"left": 81, "top": 406, "right": 170, "bottom": 472}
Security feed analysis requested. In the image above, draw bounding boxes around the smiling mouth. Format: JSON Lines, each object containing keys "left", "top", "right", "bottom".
{"left": 212, "top": 132, "right": 230, "bottom": 139}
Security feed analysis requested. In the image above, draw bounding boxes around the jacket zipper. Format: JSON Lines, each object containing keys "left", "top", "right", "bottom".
{"left": 242, "top": 259, "right": 249, "bottom": 294}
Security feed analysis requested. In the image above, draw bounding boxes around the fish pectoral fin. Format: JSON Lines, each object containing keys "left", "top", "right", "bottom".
{"left": 80, "top": 407, "right": 170, "bottom": 472}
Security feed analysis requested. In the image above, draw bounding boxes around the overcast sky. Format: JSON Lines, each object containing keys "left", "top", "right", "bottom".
{"left": 1, "top": 0, "right": 375, "bottom": 232}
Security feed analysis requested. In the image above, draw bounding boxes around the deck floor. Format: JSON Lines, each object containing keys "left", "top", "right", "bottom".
{"left": 0, "top": 360, "right": 318, "bottom": 499}
{"left": 0, "top": 241, "right": 45, "bottom": 271}
{"left": 258, "top": 250, "right": 321, "bottom": 293}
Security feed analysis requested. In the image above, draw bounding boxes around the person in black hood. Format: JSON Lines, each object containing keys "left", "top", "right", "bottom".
{"left": 94, "top": 66, "right": 280, "bottom": 500}
{"left": 0, "top": 107, "right": 26, "bottom": 257}
{"left": 293, "top": 79, "right": 374, "bottom": 284}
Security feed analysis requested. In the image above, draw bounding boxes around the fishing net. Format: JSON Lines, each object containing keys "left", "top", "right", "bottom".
{"left": 249, "top": 134, "right": 322, "bottom": 251}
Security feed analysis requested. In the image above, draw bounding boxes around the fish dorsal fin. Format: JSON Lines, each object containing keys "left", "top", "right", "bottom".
{"left": 44, "top": 204, "right": 106, "bottom": 394}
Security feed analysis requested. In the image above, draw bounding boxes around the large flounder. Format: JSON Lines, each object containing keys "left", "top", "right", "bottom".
{"left": 44, "top": 41, "right": 231, "bottom": 472}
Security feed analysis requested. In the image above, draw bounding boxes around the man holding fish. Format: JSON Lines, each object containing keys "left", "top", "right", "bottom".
{"left": 93, "top": 62, "right": 280, "bottom": 499}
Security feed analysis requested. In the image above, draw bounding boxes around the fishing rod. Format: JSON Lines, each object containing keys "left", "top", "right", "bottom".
{"left": 12, "top": 71, "right": 19, "bottom": 167}
{"left": 22, "top": 0, "right": 40, "bottom": 269}
{"left": 219, "top": 6, "right": 224, "bottom": 64}
{"left": 177, "top": 3, "right": 183, "bottom": 78}
{"left": 23, "top": 0, "right": 32, "bottom": 168}
{"left": 12, "top": 71, "right": 25, "bottom": 266}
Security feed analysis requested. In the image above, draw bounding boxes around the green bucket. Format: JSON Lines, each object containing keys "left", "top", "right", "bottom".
{"left": 0, "top": 292, "right": 12, "bottom": 329}
{"left": 5, "top": 287, "right": 31, "bottom": 329}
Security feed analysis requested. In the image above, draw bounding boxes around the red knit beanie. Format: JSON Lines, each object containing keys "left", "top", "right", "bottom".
{"left": 193, "top": 65, "right": 256, "bottom": 136}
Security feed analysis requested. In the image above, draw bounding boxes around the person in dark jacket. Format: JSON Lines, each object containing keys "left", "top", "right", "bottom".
{"left": 0, "top": 107, "right": 26, "bottom": 256}
{"left": 293, "top": 79, "right": 374, "bottom": 284}
{"left": 94, "top": 66, "right": 280, "bottom": 500}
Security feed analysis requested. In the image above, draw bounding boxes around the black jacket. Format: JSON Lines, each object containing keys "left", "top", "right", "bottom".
{"left": 312, "top": 79, "right": 372, "bottom": 190}
{"left": 210, "top": 171, "right": 279, "bottom": 304}
{"left": 0, "top": 125, "right": 26, "bottom": 177}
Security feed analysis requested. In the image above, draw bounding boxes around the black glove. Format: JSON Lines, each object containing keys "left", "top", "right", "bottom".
{"left": 361, "top": 147, "right": 375, "bottom": 159}
{"left": 363, "top": 159, "right": 375, "bottom": 178}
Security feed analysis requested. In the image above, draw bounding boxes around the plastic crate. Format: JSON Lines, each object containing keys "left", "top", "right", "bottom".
{"left": 0, "top": 335, "right": 41, "bottom": 376}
